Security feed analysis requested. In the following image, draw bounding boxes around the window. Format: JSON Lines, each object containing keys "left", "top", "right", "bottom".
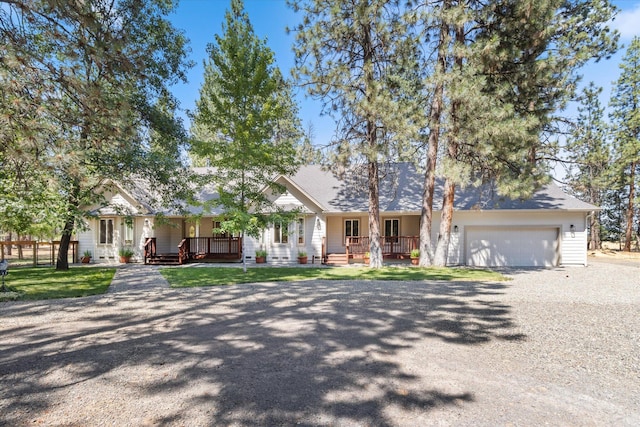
{"left": 274, "top": 221, "right": 289, "bottom": 244}
{"left": 99, "top": 219, "right": 114, "bottom": 245}
{"left": 384, "top": 219, "right": 399, "bottom": 243}
{"left": 124, "top": 221, "right": 134, "bottom": 245}
{"left": 297, "top": 218, "right": 304, "bottom": 245}
{"left": 345, "top": 219, "right": 359, "bottom": 245}
{"left": 213, "top": 220, "right": 229, "bottom": 238}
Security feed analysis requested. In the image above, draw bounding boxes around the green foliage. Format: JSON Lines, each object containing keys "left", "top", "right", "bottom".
{"left": 118, "top": 247, "right": 135, "bottom": 258}
{"left": 2, "top": 267, "right": 115, "bottom": 300}
{"left": 609, "top": 36, "right": 640, "bottom": 250}
{"left": 296, "top": 123, "right": 324, "bottom": 165}
{"left": 290, "top": 0, "right": 424, "bottom": 268}
{"left": 565, "top": 82, "right": 611, "bottom": 249}
{"left": 255, "top": 249, "right": 268, "bottom": 258}
{"left": 161, "top": 266, "right": 508, "bottom": 287}
{"left": 410, "top": 249, "right": 420, "bottom": 258}
{"left": 413, "top": 0, "right": 619, "bottom": 266}
{"left": 191, "top": 0, "right": 302, "bottom": 255}
{"left": 474, "top": 0, "right": 618, "bottom": 193}
{"left": 0, "top": 0, "right": 192, "bottom": 269}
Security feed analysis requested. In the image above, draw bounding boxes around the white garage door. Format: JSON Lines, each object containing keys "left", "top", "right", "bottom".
{"left": 466, "top": 227, "right": 559, "bottom": 267}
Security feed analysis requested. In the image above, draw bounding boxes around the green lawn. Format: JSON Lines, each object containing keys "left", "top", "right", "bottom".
{"left": 162, "top": 266, "right": 507, "bottom": 287}
{"left": 0, "top": 267, "right": 116, "bottom": 301}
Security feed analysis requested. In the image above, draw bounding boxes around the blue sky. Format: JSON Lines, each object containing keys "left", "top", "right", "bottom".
{"left": 169, "top": 0, "right": 640, "bottom": 147}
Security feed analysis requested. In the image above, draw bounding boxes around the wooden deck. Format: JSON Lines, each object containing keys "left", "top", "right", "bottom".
{"left": 144, "top": 237, "right": 242, "bottom": 265}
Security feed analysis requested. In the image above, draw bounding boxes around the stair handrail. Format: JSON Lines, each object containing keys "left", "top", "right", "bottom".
{"left": 177, "top": 239, "right": 188, "bottom": 265}
{"left": 143, "top": 237, "right": 156, "bottom": 264}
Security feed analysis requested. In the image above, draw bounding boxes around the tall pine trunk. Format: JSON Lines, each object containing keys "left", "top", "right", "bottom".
{"left": 433, "top": 179, "right": 455, "bottom": 266}
{"left": 368, "top": 160, "right": 382, "bottom": 268}
{"left": 433, "top": 16, "right": 462, "bottom": 267}
{"left": 363, "top": 19, "right": 382, "bottom": 268}
{"left": 419, "top": 130, "right": 438, "bottom": 267}
{"left": 588, "top": 212, "right": 601, "bottom": 250}
{"left": 419, "top": 2, "right": 449, "bottom": 267}
{"left": 623, "top": 161, "right": 636, "bottom": 252}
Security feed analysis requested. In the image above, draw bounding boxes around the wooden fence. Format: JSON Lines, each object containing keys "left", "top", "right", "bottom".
{"left": 0, "top": 241, "right": 79, "bottom": 266}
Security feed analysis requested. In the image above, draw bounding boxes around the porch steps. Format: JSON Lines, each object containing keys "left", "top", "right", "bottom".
{"left": 146, "top": 254, "right": 181, "bottom": 266}
{"left": 325, "top": 253, "right": 348, "bottom": 265}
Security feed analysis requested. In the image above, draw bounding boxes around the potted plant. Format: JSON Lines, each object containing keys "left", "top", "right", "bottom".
{"left": 118, "top": 247, "right": 134, "bottom": 263}
{"left": 410, "top": 249, "right": 420, "bottom": 265}
{"left": 363, "top": 251, "right": 370, "bottom": 265}
{"left": 81, "top": 250, "right": 92, "bottom": 264}
{"left": 255, "top": 249, "right": 267, "bottom": 264}
{"left": 297, "top": 251, "right": 308, "bottom": 264}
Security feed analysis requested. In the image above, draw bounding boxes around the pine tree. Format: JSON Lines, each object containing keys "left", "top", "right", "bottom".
{"left": 417, "top": 0, "right": 618, "bottom": 266}
{"left": 565, "top": 83, "right": 610, "bottom": 250}
{"left": 191, "top": 0, "right": 302, "bottom": 272}
{"left": 609, "top": 36, "right": 640, "bottom": 251}
{"left": 290, "top": 0, "right": 424, "bottom": 268}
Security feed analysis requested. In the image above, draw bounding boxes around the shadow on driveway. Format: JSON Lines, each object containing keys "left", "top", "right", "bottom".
{"left": 1, "top": 279, "right": 520, "bottom": 425}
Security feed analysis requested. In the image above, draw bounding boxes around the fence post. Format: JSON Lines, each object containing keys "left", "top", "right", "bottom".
{"left": 33, "top": 241, "right": 37, "bottom": 267}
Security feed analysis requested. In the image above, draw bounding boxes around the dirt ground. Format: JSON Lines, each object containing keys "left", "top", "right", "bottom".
{"left": 1, "top": 261, "right": 639, "bottom": 426}
{"left": 588, "top": 242, "right": 640, "bottom": 262}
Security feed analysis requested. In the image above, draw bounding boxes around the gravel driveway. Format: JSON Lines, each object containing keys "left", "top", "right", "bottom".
{"left": 1, "top": 261, "right": 638, "bottom": 426}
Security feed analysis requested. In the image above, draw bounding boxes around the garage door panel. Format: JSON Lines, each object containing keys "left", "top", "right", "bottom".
{"left": 467, "top": 227, "right": 558, "bottom": 267}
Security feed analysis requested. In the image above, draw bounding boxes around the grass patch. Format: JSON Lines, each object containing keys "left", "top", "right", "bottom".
{"left": 162, "top": 266, "right": 507, "bottom": 288}
{"left": 0, "top": 267, "right": 116, "bottom": 301}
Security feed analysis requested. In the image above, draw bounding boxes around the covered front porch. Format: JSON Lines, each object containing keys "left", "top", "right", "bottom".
{"left": 322, "top": 214, "right": 421, "bottom": 264}
{"left": 324, "top": 235, "right": 419, "bottom": 265}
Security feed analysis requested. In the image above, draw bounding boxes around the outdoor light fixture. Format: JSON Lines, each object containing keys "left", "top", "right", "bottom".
{"left": 570, "top": 224, "right": 575, "bottom": 232}
{"left": 454, "top": 225, "right": 459, "bottom": 233}
{"left": 316, "top": 217, "right": 322, "bottom": 230}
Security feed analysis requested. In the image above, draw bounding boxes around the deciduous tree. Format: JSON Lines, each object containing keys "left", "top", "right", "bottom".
{"left": 0, "top": 0, "right": 191, "bottom": 270}
{"left": 191, "top": 0, "right": 302, "bottom": 272}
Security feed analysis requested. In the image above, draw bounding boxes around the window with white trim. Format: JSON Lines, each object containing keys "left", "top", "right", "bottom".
{"left": 384, "top": 219, "right": 399, "bottom": 243}
{"left": 99, "top": 218, "right": 114, "bottom": 245}
{"left": 274, "top": 221, "right": 289, "bottom": 244}
{"left": 297, "top": 218, "right": 304, "bottom": 245}
{"left": 124, "top": 221, "right": 134, "bottom": 245}
{"left": 345, "top": 219, "right": 359, "bottom": 245}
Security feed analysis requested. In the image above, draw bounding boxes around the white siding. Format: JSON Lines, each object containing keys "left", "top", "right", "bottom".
{"left": 273, "top": 191, "right": 304, "bottom": 209}
{"left": 309, "top": 215, "right": 325, "bottom": 262}
{"left": 77, "top": 220, "right": 95, "bottom": 261}
{"left": 451, "top": 211, "right": 587, "bottom": 267}
{"left": 154, "top": 219, "right": 183, "bottom": 254}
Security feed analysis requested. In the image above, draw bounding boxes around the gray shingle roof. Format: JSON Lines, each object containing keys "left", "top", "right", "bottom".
{"left": 287, "top": 163, "right": 598, "bottom": 213}
{"left": 117, "top": 162, "right": 597, "bottom": 216}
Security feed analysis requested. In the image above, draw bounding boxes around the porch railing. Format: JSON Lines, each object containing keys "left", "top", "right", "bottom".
{"left": 180, "top": 237, "right": 242, "bottom": 263}
{"left": 346, "top": 236, "right": 419, "bottom": 258}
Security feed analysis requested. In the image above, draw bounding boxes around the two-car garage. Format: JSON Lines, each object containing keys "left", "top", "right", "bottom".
{"left": 466, "top": 226, "right": 560, "bottom": 267}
